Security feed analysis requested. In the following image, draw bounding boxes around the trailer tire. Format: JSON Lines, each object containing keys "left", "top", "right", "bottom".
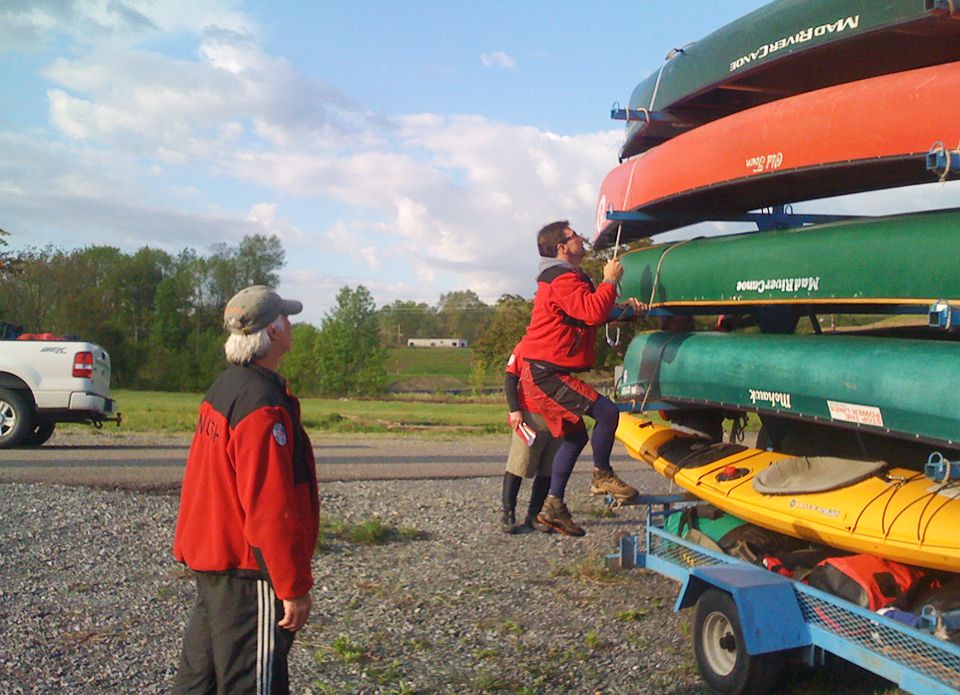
{"left": 22, "top": 418, "right": 55, "bottom": 447}
{"left": 693, "top": 589, "right": 783, "bottom": 695}
{"left": 0, "top": 388, "right": 34, "bottom": 449}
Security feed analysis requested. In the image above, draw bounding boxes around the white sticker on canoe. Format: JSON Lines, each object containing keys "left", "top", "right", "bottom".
{"left": 827, "top": 400, "right": 884, "bottom": 427}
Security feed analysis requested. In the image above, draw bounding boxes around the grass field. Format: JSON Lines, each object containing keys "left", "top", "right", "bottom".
{"left": 61, "top": 343, "right": 769, "bottom": 437}
{"left": 384, "top": 346, "right": 475, "bottom": 380}
{"left": 383, "top": 346, "right": 488, "bottom": 391}
{"left": 75, "top": 388, "right": 761, "bottom": 438}
{"left": 103, "top": 389, "right": 510, "bottom": 435}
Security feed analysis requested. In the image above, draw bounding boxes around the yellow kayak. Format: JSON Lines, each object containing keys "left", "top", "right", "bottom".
{"left": 617, "top": 413, "right": 960, "bottom": 573}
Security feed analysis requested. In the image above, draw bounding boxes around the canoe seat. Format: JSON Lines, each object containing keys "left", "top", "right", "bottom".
{"left": 754, "top": 456, "right": 886, "bottom": 495}
{"left": 658, "top": 438, "right": 747, "bottom": 469}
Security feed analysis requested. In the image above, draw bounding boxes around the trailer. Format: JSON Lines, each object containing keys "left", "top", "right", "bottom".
{"left": 606, "top": 494, "right": 960, "bottom": 695}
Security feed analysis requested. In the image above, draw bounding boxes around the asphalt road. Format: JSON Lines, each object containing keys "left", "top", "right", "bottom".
{"left": 0, "top": 430, "right": 651, "bottom": 491}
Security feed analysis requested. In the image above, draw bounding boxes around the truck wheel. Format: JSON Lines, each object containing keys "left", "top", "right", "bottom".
{"left": 0, "top": 388, "right": 34, "bottom": 449}
{"left": 22, "top": 418, "right": 56, "bottom": 447}
{"left": 693, "top": 589, "right": 783, "bottom": 695}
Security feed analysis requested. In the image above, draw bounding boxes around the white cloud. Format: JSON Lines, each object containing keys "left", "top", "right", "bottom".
{"left": 0, "top": 0, "right": 254, "bottom": 49}
{"left": 7, "top": 0, "right": 959, "bottom": 328}
{"left": 480, "top": 51, "right": 516, "bottom": 69}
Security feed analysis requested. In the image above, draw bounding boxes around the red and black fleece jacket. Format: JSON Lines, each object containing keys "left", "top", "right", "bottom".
{"left": 518, "top": 263, "right": 617, "bottom": 372}
{"left": 174, "top": 364, "right": 319, "bottom": 601}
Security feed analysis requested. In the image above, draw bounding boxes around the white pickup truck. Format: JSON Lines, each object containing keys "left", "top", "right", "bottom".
{"left": 0, "top": 337, "right": 120, "bottom": 447}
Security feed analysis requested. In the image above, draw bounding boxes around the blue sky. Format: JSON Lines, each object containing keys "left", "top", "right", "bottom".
{"left": 2, "top": 1, "right": 957, "bottom": 326}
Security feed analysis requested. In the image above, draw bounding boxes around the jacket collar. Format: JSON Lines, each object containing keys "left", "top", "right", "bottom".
{"left": 537, "top": 256, "right": 575, "bottom": 280}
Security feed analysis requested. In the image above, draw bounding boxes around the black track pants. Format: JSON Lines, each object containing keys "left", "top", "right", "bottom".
{"left": 173, "top": 573, "right": 295, "bottom": 695}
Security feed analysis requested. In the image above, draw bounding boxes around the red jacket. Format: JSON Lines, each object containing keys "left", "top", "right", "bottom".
{"left": 518, "top": 262, "right": 617, "bottom": 371}
{"left": 173, "top": 364, "right": 319, "bottom": 600}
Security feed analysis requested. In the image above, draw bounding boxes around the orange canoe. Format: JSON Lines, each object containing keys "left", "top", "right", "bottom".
{"left": 594, "top": 60, "right": 960, "bottom": 247}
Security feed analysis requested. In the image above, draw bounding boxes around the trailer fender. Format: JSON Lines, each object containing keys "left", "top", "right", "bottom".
{"left": 677, "top": 565, "right": 811, "bottom": 655}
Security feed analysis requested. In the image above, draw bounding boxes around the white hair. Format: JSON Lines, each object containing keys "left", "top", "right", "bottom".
{"left": 224, "top": 315, "right": 286, "bottom": 365}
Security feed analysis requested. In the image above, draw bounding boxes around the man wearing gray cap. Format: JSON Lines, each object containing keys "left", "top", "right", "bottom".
{"left": 173, "top": 285, "right": 319, "bottom": 695}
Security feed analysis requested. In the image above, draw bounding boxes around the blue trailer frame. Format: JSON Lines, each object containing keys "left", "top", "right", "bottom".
{"left": 606, "top": 495, "right": 960, "bottom": 694}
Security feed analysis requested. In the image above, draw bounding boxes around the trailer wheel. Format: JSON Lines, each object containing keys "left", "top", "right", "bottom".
{"left": 693, "top": 589, "right": 783, "bottom": 695}
{"left": 22, "top": 418, "right": 55, "bottom": 447}
{"left": 0, "top": 388, "right": 34, "bottom": 449}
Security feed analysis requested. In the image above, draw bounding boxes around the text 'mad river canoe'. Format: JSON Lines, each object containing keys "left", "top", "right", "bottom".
{"left": 617, "top": 331, "right": 960, "bottom": 448}
{"left": 616, "top": 208, "right": 960, "bottom": 314}
{"left": 618, "top": 0, "right": 960, "bottom": 159}
{"left": 594, "top": 60, "right": 960, "bottom": 248}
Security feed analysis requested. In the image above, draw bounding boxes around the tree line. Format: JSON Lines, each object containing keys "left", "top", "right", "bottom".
{"left": 0, "top": 234, "right": 650, "bottom": 396}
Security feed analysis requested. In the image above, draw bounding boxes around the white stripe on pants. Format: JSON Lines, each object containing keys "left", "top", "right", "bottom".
{"left": 257, "top": 580, "right": 275, "bottom": 695}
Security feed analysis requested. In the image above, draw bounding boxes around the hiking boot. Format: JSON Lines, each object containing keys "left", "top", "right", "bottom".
{"left": 522, "top": 514, "right": 554, "bottom": 534}
{"left": 500, "top": 510, "right": 517, "bottom": 534}
{"left": 590, "top": 468, "right": 638, "bottom": 500}
{"left": 536, "top": 496, "right": 585, "bottom": 537}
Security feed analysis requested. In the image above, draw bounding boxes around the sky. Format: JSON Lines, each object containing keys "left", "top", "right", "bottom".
{"left": 2, "top": 0, "right": 958, "bottom": 327}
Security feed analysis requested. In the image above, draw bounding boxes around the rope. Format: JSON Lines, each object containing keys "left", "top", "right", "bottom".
{"left": 648, "top": 236, "right": 700, "bottom": 308}
{"left": 606, "top": 222, "right": 625, "bottom": 347}
{"left": 649, "top": 61, "right": 668, "bottom": 110}
{"left": 649, "top": 44, "right": 688, "bottom": 110}
{"left": 729, "top": 413, "right": 748, "bottom": 443}
{"left": 607, "top": 159, "right": 639, "bottom": 259}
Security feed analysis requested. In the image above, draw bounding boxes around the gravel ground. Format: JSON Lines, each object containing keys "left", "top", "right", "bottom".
{"left": 0, "top": 469, "right": 892, "bottom": 694}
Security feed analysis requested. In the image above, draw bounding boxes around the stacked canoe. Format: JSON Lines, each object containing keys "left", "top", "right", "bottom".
{"left": 599, "top": 0, "right": 960, "bottom": 572}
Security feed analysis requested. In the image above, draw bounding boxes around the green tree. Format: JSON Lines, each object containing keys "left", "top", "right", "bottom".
{"left": 378, "top": 300, "right": 438, "bottom": 346}
{"left": 435, "top": 290, "right": 492, "bottom": 344}
{"left": 202, "top": 234, "right": 285, "bottom": 319}
{"left": 3, "top": 245, "right": 63, "bottom": 331}
{"left": 471, "top": 294, "right": 532, "bottom": 369}
{"left": 0, "top": 227, "right": 21, "bottom": 327}
{"left": 0, "top": 227, "right": 16, "bottom": 275}
{"left": 314, "top": 286, "right": 387, "bottom": 396}
{"left": 281, "top": 323, "right": 321, "bottom": 395}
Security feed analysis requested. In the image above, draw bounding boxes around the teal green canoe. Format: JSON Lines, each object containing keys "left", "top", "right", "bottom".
{"left": 617, "top": 331, "right": 960, "bottom": 447}
{"left": 617, "top": 209, "right": 960, "bottom": 314}
{"left": 619, "top": 0, "right": 960, "bottom": 159}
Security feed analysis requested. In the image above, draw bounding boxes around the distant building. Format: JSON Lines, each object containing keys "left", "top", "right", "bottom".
{"left": 407, "top": 338, "right": 468, "bottom": 348}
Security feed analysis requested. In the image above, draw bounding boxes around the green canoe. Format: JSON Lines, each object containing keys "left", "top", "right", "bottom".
{"left": 617, "top": 331, "right": 960, "bottom": 447}
{"left": 617, "top": 209, "right": 960, "bottom": 314}
{"left": 619, "top": 0, "right": 960, "bottom": 159}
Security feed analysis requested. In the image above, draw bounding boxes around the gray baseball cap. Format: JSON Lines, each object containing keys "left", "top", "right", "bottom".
{"left": 223, "top": 285, "right": 303, "bottom": 335}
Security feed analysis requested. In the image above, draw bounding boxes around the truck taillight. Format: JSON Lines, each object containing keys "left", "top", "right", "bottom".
{"left": 73, "top": 351, "right": 94, "bottom": 378}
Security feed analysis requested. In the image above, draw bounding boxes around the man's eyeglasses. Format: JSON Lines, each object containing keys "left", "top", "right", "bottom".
{"left": 560, "top": 231, "right": 582, "bottom": 243}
